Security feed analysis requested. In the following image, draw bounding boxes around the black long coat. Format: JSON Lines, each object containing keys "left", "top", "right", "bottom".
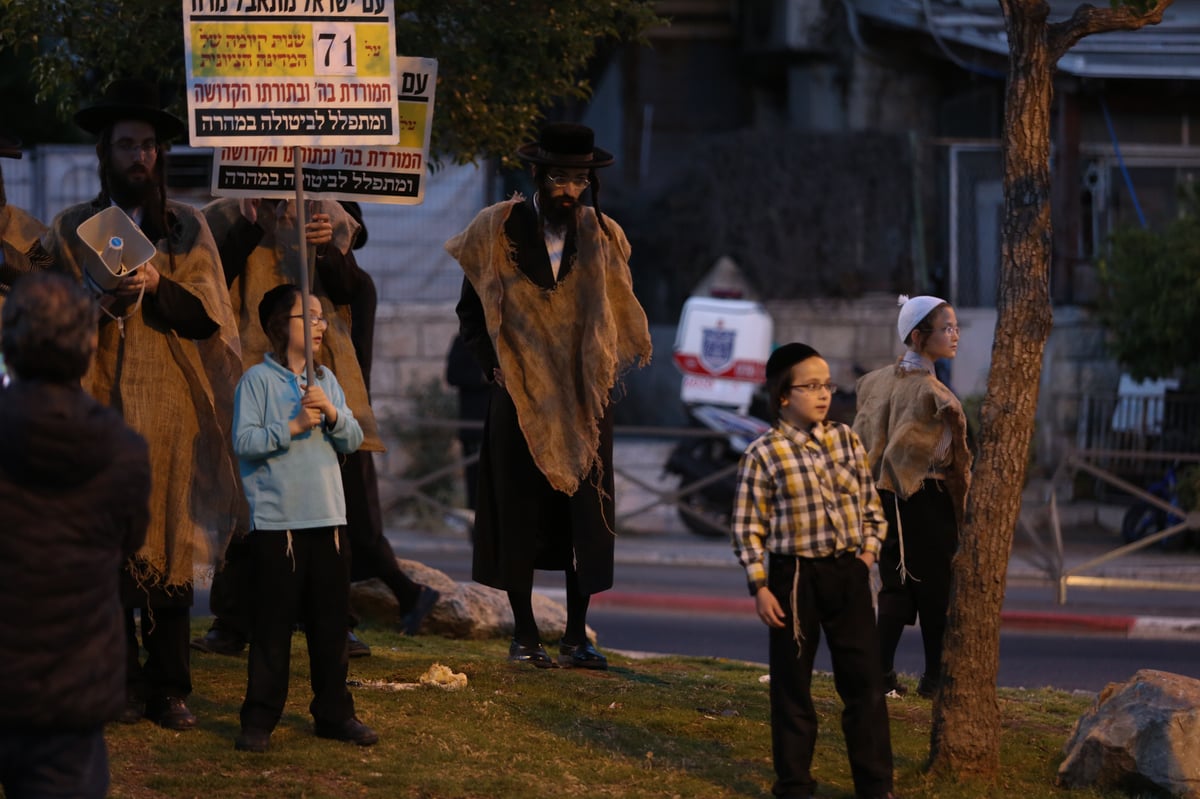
{"left": 455, "top": 201, "right": 616, "bottom": 596}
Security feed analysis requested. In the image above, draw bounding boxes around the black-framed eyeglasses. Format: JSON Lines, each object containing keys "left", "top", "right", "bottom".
{"left": 790, "top": 382, "right": 837, "bottom": 395}
{"left": 546, "top": 173, "right": 590, "bottom": 189}
{"left": 114, "top": 138, "right": 158, "bottom": 155}
{"left": 289, "top": 314, "right": 328, "bottom": 328}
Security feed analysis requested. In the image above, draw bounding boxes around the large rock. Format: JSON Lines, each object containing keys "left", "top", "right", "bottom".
{"left": 1058, "top": 669, "right": 1200, "bottom": 798}
{"left": 349, "top": 559, "right": 594, "bottom": 643}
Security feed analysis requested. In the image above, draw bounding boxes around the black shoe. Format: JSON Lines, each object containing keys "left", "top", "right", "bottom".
{"left": 883, "top": 670, "right": 908, "bottom": 698}
{"left": 234, "top": 728, "right": 271, "bottom": 753}
{"left": 400, "top": 585, "right": 441, "bottom": 636}
{"left": 314, "top": 716, "right": 378, "bottom": 746}
{"left": 190, "top": 627, "right": 246, "bottom": 656}
{"left": 507, "top": 639, "right": 558, "bottom": 669}
{"left": 347, "top": 630, "right": 371, "bottom": 658}
{"left": 117, "top": 697, "right": 144, "bottom": 725}
{"left": 557, "top": 640, "right": 608, "bottom": 670}
{"left": 146, "top": 696, "right": 197, "bottom": 730}
{"left": 916, "top": 673, "right": 940, "bottom": 699}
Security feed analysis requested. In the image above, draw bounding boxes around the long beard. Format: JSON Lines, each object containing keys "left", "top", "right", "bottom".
{"left": 106, "top": 164, "right": 159, "bottom": 209}
{"left": 538, "top": 188, "right": 579, "bottom": 230}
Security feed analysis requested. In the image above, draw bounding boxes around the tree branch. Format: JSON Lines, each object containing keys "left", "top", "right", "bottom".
{"left": 1048, "top": 1, "right": 1174, "bottom": 62}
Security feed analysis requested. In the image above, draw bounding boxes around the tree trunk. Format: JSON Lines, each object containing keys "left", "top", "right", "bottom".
{"left": 929, "top": 0, "right": 1055, "bottom": 775}
{"left": 928, "top": 0, "right": 1174, "bottom": 778}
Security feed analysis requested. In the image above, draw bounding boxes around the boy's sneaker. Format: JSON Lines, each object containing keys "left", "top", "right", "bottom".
{"left": 235, "top": 728, "right": 271, "bottom": 753}
{"left": 883, "top": 670, "right": 908, "bottom": 699}
{"left": 314, "top": 716, "right": 378, "bottom": 747}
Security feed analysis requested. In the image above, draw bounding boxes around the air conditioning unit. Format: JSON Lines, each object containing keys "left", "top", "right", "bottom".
{"left": 740, "top": 0, "right": 825, "bottom": 54}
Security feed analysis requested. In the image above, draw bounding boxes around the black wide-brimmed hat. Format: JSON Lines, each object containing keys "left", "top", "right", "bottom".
{"left": 0, "top": 132, "right": 21, "bottom": 159}
{"left": 74, "top": 78, "right": 186, "bottom": 140}
{"left": 516, "top": 122, "right": 613, "bottom": 169}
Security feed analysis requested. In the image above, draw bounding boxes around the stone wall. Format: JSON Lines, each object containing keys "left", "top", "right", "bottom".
{"left": 369, "top": 297, "right": 1120, "bottom": 484}
{"left": 370, "top": 301, "right": 459, "bottom": 485}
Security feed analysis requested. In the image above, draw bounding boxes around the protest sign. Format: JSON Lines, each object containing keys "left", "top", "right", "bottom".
{"left": 183, "top": 0, "right": 399, "bottom": 147}
{"left": 212, "top": 56, "right": 437, "bottom": 204}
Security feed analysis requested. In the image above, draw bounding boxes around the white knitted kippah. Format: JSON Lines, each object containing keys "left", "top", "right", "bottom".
{"left": 896, "top": 294, "right": 947, "bottom": 343}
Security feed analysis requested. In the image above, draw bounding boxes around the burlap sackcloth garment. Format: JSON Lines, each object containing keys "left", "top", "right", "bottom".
{"left": 854, "top": 364, "right": 972, "bottom": 527}
{"left": 44, "top": 200, "right": 246, "bottom": 590}
{"left": 0, "top": 204, "right": 51, "bottom": 303}
{"left": 445, "top": 196, "right": 652, "bottom": 495}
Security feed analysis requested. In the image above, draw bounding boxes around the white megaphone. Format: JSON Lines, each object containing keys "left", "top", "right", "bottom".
{"left": 76, "top": 206, "right": 157, "bottom": 293}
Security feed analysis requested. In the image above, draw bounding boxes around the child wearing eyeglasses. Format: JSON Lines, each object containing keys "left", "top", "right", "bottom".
{"left": 732, "top": 343, "right": 897, "bottom": 799}
{"left": 230, "top": 282, "right": 376, "bottom": 753}
{"left": 854, "top": 295, "right": 972, "bottom": 702}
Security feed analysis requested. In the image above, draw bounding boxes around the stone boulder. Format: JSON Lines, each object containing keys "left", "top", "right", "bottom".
{"left": 349, "top": 559, "right": 594, "bottom": 643}
{"left": 1058, "top": 669, "right": 1200, "bottom": 798}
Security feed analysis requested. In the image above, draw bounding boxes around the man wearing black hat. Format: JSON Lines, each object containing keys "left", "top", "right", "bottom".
{"left": 445, "top": 122, "right": 652, "bottom": 669}
{"left": 0, "top": 134, "right": 52, "bottom": 314}
{"left": 42, "top": 79, "right": 244, "bottom": 731}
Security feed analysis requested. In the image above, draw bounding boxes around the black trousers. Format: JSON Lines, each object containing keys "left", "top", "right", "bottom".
{"left": 343, "top": 450, "right": 421, "bottom": 612}
{"left": 0, "top": 726, "right": 108, "bottom": 799}
{"left": 767, "top": 552, "right": 893, "bottom": 799}
{"left": 208, "top": 452, "right": 420, "bottom": 637}
{"left": 124, "top": 605, "right": 192, "bottom": 702}
{"left": 239, "top": 527, "right": 355, "bottom": 732}
{"left": 876, "top": 483, "right": 958, "bottom": 678}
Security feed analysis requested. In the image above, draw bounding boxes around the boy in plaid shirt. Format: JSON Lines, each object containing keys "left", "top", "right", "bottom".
{"left": 732, "top": 343, "right": 896, "bottom": 799}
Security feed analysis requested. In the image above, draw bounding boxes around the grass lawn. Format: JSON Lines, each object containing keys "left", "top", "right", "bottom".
{"left": 104, "top": 621, "right": 1128, "bottom": 799}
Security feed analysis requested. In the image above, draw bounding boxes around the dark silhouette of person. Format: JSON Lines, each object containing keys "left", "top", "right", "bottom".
{"left": 445, "top": 332, "right": 489, "bottom": 511}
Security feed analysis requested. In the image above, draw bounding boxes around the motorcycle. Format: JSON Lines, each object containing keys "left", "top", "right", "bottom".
{"left": 1120, "top": 462, "right": 1195, "bottom": 551}
{"left": 664, "top": 404, "right": 770, "bottom": 538}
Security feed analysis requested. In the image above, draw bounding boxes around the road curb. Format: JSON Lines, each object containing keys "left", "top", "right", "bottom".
{"left": 387, "top": 530, "right": 1200, "bottom": 641}
{"left": 589, "top": 591, "right": 1200, "bottom": 640}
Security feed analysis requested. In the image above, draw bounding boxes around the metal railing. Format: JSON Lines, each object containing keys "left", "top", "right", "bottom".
{"left": 1045, "top": 448, "right": 1200, "bottom": 603}
{"left": 380, "top": 418, "right": 738, "bottom": 538}
{"left": 1075, "top": 392, "right": 1200, "bottom": 484}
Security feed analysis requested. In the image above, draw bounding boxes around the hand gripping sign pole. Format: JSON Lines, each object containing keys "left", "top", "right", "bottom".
{"left": 292, "top": 148, "right": 315, "bottom": 388}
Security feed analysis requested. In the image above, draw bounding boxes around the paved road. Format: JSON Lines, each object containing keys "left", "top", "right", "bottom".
{"left": 383, "top": 528, "right": 1200, "bottom": 692}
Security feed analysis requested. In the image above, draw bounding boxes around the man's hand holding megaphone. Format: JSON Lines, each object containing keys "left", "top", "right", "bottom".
{"left": 114, "top": 262, "right": 160, "bottom": 297}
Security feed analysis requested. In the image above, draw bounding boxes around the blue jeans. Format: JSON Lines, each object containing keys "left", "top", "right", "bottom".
{"left": 0, "top": 726, "right": 108, "bottom": 799}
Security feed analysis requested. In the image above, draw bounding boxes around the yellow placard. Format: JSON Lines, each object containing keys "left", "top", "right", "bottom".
{"left": 191, "top": 23, "right": 312, "bottom": 78}
{"left": 355, "top": 25, "right": 391, "bottom": 78}
{"left": 396, "top": 103, "right": 428, "bottom": 149}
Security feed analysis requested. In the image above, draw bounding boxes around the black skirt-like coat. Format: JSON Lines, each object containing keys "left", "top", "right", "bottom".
{"left": 455, "top": 201, "right": 616, "bottom": 596}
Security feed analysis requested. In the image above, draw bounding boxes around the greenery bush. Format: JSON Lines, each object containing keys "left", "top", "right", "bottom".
{"left": 1096, "top": 184, "right": 1200, "bottom": 387}
{"left": 1177, "top": 464, "right": 1200, "bottom": 512}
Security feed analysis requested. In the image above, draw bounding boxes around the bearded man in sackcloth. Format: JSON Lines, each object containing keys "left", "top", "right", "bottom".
{"left": 446, "top": 122, "right": 652, "bottom": 670}
{"left": 0, "top": 133, "right": 53, "bottom": 323}
{"left": 43, "top": 79, "right": 244, "bottom": 731}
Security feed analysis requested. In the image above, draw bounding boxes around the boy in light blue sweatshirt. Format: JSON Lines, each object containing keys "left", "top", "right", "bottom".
{"left": 232, "top": 283, "right": 374, "bottom": 753}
